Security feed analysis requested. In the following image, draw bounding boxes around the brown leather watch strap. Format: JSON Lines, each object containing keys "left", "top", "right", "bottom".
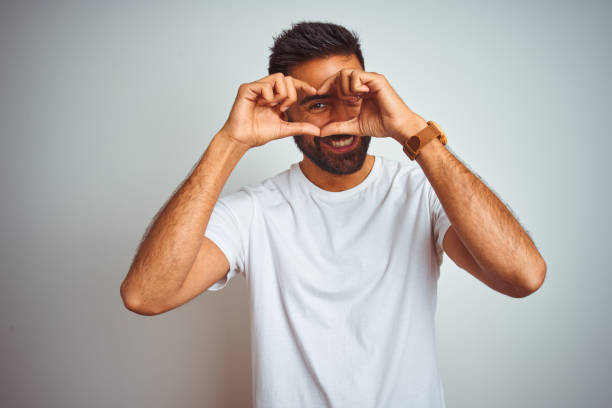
{"left": 403, "top": 121, "right": 447, "bottom": 160}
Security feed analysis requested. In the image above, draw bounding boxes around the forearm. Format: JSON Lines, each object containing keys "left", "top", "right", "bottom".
{"left": 120, "top": 131, "right": 249, "bottom": 309}
{"left": 413, "top": 138, "right": 546, "bottom": 291}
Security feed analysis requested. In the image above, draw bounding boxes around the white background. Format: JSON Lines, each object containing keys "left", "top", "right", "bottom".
{"left": 1, "top": 0, "right": 610, "bottom": 407}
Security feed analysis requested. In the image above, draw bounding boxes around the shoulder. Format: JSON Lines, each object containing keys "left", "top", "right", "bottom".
{"left": 219, "top": 165, "right": 293, "bottom": 210}
{"left": 376, "top": 155, "right": 427, "bottom": 190}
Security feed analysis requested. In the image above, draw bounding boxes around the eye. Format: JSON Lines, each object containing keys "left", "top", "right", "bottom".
{"left": 308, "top": 102, "right": 328, "bottom": 112}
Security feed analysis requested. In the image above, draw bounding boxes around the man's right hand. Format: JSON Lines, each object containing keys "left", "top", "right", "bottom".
{"left": 219, "top": 73, "right": 321, "bottom": 148}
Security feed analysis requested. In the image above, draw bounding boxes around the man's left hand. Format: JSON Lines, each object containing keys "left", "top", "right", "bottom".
{"left": 316, "top": 69, "right": 428, "bottom": 142}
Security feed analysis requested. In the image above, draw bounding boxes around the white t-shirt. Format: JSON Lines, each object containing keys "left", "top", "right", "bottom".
{"left": 204, "top": 155, "right": 452, "bottom": 408}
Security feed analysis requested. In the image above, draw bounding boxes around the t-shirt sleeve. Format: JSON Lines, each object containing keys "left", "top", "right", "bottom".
{"left": 203, "top": 189, "right": 253, "bottom": 291}
{"left": 426, "top": 180, "right": 452, "bottom": 266}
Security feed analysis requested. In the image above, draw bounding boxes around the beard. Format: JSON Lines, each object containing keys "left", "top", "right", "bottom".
{"left": 293, "top": 134, "right": 372, "bottom": 175}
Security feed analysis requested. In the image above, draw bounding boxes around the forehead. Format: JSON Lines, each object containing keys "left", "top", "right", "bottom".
{"left": 288, "top": 54, "right": 363, "bottom": 89}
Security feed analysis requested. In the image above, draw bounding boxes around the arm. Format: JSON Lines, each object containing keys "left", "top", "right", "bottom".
{"left": 120, "top": 132, "right": 248, "bottom": 315}
{"left": 120, "top": 74, "right": 320, "bottom": 315}
{"left": 413, "top": 134, "right": 547, "bottom": 298}
{"left": 314, "top": 69, "right": 546, "bottom": 298}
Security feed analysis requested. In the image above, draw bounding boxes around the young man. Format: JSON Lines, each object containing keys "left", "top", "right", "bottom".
{"left": 121, "top": 22, "right": 546, "bottom": 407}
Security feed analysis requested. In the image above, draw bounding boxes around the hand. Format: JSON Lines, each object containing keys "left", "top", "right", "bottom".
{"left": 316, "top": 69, "right": 428, "bottom": 142}
{"left": 219, "top": 73, "right": 321, "bottom": 148}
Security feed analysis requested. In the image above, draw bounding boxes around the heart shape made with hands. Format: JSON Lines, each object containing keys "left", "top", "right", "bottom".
{"left": 311, "top": 69, "right": 427, "bottom": 141}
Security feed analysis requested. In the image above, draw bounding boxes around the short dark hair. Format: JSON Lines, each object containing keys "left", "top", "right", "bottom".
{"left": 268, "top": 21, "right": 365, "bottom": 76}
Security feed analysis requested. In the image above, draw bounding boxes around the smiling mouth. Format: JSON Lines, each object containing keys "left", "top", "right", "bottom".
{"left": 319, "top": 134, "right": 358, "bottom": 152}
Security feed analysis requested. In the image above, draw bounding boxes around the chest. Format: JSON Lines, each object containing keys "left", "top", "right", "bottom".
{"left": 246, "top": 193, "right": 434, "bottom": 295}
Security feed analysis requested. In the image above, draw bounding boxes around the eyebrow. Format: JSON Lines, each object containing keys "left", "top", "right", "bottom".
{"left": 299, "top": 94, "right": 332, "bottom": 106}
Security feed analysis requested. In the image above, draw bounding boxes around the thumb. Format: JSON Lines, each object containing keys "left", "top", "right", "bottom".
{"left": 275, "top": 120, "right": 321, "bottom": 139}
{"left": 319, "top": 118, "right": 361, "bottom": 138}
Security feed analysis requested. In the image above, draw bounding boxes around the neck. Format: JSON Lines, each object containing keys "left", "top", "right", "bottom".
{"left": 299, "top": 154, "right": 375, "bottom": 192}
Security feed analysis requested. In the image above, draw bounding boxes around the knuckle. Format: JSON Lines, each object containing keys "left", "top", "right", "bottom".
{"left": 286, "top": 85, "right": 297, "bottom": 98}
{"left": 276, "top": 82, "right": 287, "bottom": 93}
{"left": 237, "top": 83, "right": 251, "bottom": 95}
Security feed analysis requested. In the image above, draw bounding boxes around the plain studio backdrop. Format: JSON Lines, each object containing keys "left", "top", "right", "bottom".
{"left": 1, "top": 0, "right": 610, "bottom": 407}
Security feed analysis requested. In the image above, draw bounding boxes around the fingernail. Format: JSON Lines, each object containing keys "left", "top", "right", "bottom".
{"left": 280, "top": 106, "right": 288, "bottom": 112}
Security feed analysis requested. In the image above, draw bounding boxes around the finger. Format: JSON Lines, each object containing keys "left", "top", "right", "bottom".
{"left": 275, "top": 120, "right": 321, "bottom": 140}
{"left": 279, "top": 76, "right": 298, "bottom": 112}
{"left": 354, "top": 71, "right": 384, "bottom": 94}
{"left": 319, "top": 118, "right": 362, "bottom": 137}
{"left": 252, "top": 82, "right": 276, "bottom": 106}
{"left": 271, "top": 74, "right": 288, "bottom": 104}
{"left": 256, "top": 73, "right": 288, "bottom": 103}
{"left": 292, "top": 77, "right": 317, "bottom": 95}
{"left": 340, "top": 70, "right": 351, "bottom": 98}
{"left": 315, "top": 71, "right": 340, "bottom": 96}
{"left": 350, "top": 70, "right": 369, "bottom": 94}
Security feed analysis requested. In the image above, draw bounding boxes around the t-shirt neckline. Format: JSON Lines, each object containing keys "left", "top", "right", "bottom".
{"left": 292, "top": 155, "right": 381, "bottom": 200}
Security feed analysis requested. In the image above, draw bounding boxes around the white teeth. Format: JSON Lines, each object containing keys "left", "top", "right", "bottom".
{"left": 330, "top": 136, "right": 354, "bottom": 147}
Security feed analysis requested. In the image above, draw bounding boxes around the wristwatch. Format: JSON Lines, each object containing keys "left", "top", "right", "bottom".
{"left": 402, "top": 120, "right": 447, "bottom": 160}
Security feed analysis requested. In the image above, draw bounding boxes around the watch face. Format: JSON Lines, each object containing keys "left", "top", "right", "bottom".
{"left": 408, "top": 136, "right": 420, "bottom": 151}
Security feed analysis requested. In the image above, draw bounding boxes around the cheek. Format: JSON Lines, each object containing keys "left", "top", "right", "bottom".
{"left": 308, "top": 115, "right": 331, "bottom": 128}
{"left": 300, "top": 134, "right": 319, "bottom": 148}
{"left": 345, "top": 104, "right": 361, "bottom": 115}
{"left": 297, "top": 110, "right": 330, "bottom": 128}
{"left": 288, "top": 108, "right": 318, "bottom": 122}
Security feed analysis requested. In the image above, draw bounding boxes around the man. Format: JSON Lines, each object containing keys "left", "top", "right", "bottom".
{"left": 121, "top": 22, "right": 546, "bottom": 407}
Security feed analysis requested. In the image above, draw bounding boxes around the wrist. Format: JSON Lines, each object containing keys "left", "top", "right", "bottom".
{"left": 215, "top": 128, "right": 252, "bottom": 154}
{"left": 415, "top": 136, "right": 445, "bottom": 166}
{"left": 397, "top": 119, "right": 447, "bottom": 161}
{"left": 394, "top": 115, "right": 428, "bottom": 145}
